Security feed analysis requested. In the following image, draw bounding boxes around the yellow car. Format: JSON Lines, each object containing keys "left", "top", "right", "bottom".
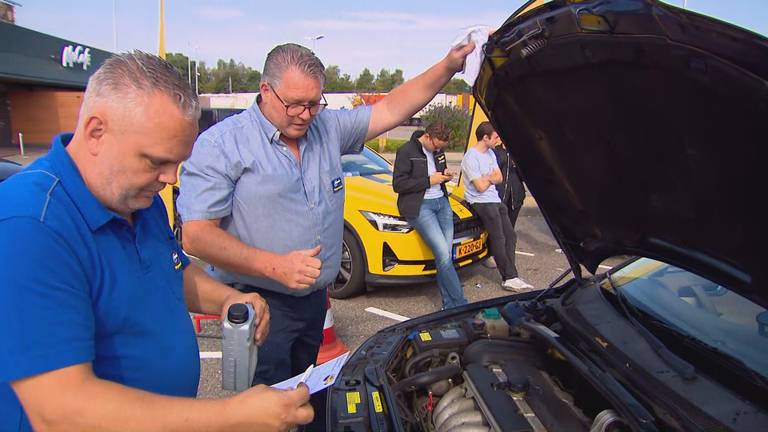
{"left": 163, "top": 111, "right": 489, "bottom": 299}
{"left": 336, "top": 147, "right": 488, "bottom": 298}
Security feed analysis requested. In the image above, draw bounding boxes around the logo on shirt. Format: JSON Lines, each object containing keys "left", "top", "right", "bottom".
{"left": 172, "top": 251, "right": 182, "bottom": 270}
{"left": 331, "top": 177, "right": 343, "bottom": 193}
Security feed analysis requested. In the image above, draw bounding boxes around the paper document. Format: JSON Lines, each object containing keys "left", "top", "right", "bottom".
{"left": 271, "top": 351, "right": 350, "bottom": 394}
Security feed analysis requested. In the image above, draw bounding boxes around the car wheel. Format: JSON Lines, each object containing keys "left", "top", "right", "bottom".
{"left": 330, "top": 229, "right": 366, "bottom": 299}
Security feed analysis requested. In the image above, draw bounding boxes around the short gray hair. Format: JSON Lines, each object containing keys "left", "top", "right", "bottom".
{"left": 262, "top": 43, "right": 325, "bottom": 88}
{"left": 81, "top": 50, "right": 200, "bottom": 121}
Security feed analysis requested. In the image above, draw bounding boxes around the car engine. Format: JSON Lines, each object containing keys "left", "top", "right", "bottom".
{"left": 383, "top": 307, "right": 629, "bottom": 432}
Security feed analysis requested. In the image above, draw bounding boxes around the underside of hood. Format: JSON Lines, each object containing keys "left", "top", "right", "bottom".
{"left": 474, "top": 0, "right": 768, "bottom": 307}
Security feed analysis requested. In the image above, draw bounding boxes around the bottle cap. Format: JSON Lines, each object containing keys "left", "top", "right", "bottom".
{"left": 227, "top": 303, "right": 249, "bottom": 324}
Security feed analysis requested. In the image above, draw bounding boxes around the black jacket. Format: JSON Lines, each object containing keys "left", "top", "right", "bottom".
{"left": 492, "top": 144, "right": 526, "bottom": 209}
{"left": 392, "top": 137, "right": 448, "bottom": 219}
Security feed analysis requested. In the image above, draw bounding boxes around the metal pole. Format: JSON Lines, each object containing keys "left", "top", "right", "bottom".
{"left": 683, "top": 0, "right": 688, "bottom": 8}
{"left": 187, "top": 56, "right": 191, "bottom": 85}
{"left": 18, "top": 132, "right": 25, "bottom": 158}
{"left": 229, "top": 76, "right": 232, "bottom": 93}
{"left": 195, "top": 60, "right": 199, "bottom": 95}
{"left": 113, "top": 0, "right": 118, "bottom": 51}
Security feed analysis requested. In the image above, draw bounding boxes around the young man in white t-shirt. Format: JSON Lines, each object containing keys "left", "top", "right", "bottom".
{"left": 462, "top": 121, "right": 533, "bottom": 291}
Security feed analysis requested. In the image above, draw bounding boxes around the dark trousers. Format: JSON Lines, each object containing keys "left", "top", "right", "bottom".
{"left": 472, "top": 202, "right": 519, "bottom": 280}
{"left": 508, "top": 203, "right": 522, "bottom": 229}
{"left": 234, "top": 285, "right": 328, "bottom": 430}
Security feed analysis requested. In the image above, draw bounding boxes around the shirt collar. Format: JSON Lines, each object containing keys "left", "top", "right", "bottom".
{"left": 249, "top": 94, "right": 282, "bottom": 145}
{"left": 48, "top": 133, "right": 119, "bottom": 231}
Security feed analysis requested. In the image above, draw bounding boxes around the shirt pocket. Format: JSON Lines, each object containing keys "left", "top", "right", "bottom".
{"left": 321, "top": 169, "right": 345, "bottom": 206}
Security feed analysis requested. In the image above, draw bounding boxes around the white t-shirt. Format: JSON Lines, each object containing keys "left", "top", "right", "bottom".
{"left": 461, "top": 147, "right": 501, "bottom": 204}
{"left": 422, "top": 145, "right": 445, "bottom": 200}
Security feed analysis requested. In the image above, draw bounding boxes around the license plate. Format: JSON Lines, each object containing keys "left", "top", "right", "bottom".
{"left": 454, "top": 239, "right": 483, "bottom": 259}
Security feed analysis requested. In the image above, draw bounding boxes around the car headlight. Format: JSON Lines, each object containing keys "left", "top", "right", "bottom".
{"left": 360, "top": 211, "right": 413, "bottom": 233}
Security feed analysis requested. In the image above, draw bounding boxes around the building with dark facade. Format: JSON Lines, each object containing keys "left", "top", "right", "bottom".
{"left": 0, "top": 18, "right": 111, "bottom": 149}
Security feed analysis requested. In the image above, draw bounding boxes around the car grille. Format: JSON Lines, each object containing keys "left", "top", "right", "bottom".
{"left": 453, "top": 215, "right": 483, "bottom": 240}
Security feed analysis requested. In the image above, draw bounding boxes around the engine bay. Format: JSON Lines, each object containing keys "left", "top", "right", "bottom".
{"left": 382, "top": 308, "right": 628, "bottom": 432}
{"left": 328, "top": 292, "right": 632, "bottom": 432}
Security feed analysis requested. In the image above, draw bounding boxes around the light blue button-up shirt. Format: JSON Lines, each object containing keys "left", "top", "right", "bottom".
{"left": 178, "top": 98, "right": 371, "bottom": 296}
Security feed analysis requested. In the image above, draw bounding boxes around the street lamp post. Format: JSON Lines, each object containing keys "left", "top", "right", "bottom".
{"left": 304, "top": 34, "right": 325, "bottom": 52}
{"left": 112, "top": 0, "right": 118, "bottom": 52}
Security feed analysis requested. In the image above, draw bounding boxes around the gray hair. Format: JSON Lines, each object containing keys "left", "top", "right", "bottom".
{"left": 262, "top": 43, "right": 325, "bottom": 88}
{"left": 81, "top": 50, "right": 200, "bottom": 121}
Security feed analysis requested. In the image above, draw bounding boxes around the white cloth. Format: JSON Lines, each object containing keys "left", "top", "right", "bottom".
{"left": 451, "top": 25, "right": 491, "bottom": 86}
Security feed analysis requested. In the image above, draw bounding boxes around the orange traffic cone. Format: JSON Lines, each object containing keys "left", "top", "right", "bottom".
{"left": 316, "top": 292, "right": 349, "bottom": 364}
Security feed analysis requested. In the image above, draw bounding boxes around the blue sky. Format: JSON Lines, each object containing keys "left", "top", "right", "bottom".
{"left": 13, "top": 0, "right": 768, "bottom": 79}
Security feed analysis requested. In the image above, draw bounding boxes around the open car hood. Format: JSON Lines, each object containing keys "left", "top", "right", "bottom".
{"left": 474, "top": 0, "right": 768, "bottom": 307}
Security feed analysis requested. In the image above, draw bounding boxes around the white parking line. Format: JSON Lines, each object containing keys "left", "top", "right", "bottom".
{"left": 598, "top": 265, "right": 613, "bottom": 270}
{"left": 515, "top": 251, "right": 535, "bottom": 257}
{"left": 365, "top": 307, "right": 410, "bottom": 322}
{"left": 200, "top": 351, "right": 222, "bottom": 359}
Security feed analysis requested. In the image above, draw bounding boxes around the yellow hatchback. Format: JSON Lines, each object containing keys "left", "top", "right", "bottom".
{"left": 335, "top": 147, "right": 488, "bottom": 298}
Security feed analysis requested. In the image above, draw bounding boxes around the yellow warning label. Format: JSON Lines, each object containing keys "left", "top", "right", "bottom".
{"left": 346, "top": 391, "right": 361, "bottom": 414}
{"left": 419, "top": 331, "right": 432, "bottom": 342}
{"left": 372, "top": 391, "right": 383, "bottom": 413}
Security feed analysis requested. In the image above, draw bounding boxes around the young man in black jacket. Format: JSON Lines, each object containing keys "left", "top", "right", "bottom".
{"left": 392, "top": 122, "right": 468, "bottom": 309}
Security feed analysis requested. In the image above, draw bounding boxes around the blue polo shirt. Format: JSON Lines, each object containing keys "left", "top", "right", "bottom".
{"left": 0, "top": 134, "right": 199, "bottom": 431}
{"left": 178, "top": 99, "right": 371, "bottom": 296}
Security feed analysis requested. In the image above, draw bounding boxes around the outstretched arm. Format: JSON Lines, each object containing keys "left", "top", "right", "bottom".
{"left": 366, "top": 43, "right": 475, "bottom": 141}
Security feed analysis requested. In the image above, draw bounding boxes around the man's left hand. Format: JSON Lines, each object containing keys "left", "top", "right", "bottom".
{"left": 220, "top": 292, "right": 270, "bottom": 345}
{"left": 446, "top": 42, "right": 476, "bottom": 74}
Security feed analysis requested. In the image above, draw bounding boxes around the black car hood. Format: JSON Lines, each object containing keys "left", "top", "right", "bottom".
{"left": 474, "top": 0, "right": 768, "bottom": 307}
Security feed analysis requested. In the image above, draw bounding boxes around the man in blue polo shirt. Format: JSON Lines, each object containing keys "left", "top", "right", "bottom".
{"left": 178, "top": 42, "right": 475, "bottom": 428}
{"left": 0, "top": 52, "right": 312, "bottom": 431}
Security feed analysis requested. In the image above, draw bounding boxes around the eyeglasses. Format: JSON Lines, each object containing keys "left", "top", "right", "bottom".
{"left": 268, "top": 83, "right": 328, "bottom": 117}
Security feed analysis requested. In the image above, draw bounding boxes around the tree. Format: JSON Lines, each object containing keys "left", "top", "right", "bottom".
{"left": 389, "top": 69, "right": 404, "bottom": 89}
{"left": 355, "top": 68, "right": 375, "bottom": 92}
{"left": 442, "top": 78, "right": 471, "bottom": 94}
{"left": 166, "top": 52, "right": 192, "bottom": 84}
{"left": 419, "top": 104, "right": 471, "bottom": 151}
{"left": 325, "top": 65, "right": 355, "bottom": 92}
{"left": 374, "top": 68, "right": 391, "bottom": 92}
{"left": 245, "top": 69, "right": 262, "bottom": 91}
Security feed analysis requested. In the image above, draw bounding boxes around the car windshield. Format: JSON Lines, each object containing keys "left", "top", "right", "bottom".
{"left": 341, "top": 147, "right": 392, "bottom": 176}
{"left": 605, "top": 258, "right": 768, "bottom": 380}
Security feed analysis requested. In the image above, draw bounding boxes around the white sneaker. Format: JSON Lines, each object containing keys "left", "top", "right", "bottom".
{"left": 482, "top": 257, "right": 497, "bottom": 269}
{"left": 502, "top": 278, "right": 534, "bottom": 291}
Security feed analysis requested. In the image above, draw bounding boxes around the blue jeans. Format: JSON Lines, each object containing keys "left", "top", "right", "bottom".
{"left": 408, "top": 197, "right": 468, "bottom": 309}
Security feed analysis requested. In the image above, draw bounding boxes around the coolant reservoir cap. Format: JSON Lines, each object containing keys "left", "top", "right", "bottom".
{"left": 227, "top": 303, "right": 249, "bottom": 324}
{"left": 482, "top": 308, "right": 501, "bottom": 319}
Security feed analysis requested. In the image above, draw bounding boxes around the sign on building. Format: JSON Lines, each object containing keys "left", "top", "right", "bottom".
{"left": 61, "top": 45, "right": 92, "bottom": 71}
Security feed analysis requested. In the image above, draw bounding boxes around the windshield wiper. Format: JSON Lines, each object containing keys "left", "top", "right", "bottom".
{"left": 605, "top": 272, "right": 697, "bottom": 381}
{"left": 646, "top": 317, "right": 768, "bottom": 391}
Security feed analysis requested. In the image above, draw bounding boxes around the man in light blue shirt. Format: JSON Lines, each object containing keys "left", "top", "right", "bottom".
{"left": 177, "top": 42, "right": 475, "bottom": 426}
{"left": 462, "top": 121, "right": 534, "bottom": 291}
